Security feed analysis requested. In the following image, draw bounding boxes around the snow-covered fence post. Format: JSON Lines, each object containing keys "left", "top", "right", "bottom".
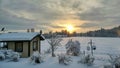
{"left": 47, "top": 33, "right": 62, "bottom": 57}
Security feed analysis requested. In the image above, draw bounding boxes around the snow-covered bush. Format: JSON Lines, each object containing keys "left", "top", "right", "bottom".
{"left": 5, "top": 50, "right": 14, "bottom": 59}
{"left": 103, "top": 64, "right": 113, "bottom": 68}
{"left": 107, "top": 54, "right": 120, "bottom": 68}
{"left": 66, "top": 39, "right": 80, "bottom": 56}
{"left": 0, "top": 50, "right": 20, "bottom": 62}
{"left": 6, "top": 52, "right": 20, "bottom": 62}
{"left": 0, "top": 52, "right": 5, "bottom": 60}
{"left": 10, "top": 52, "right": 20, "bottom": 62}
{"left": 29, "top": 51, "right": 44, "bottom": 64}
{"left": 58, "top": 53, "right": 72, "bottom": 65}
{"left": 78, "top": 54, "right": 95, "bottom": 65}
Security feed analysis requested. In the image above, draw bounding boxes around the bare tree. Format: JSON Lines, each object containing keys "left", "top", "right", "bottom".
{"left": 47, "top": 33, "right": 62, "bottom": 57}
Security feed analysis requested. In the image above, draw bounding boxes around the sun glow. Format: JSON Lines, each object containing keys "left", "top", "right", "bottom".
{"left": 66, "top": 25, "right": 74, "bottom": 33}
{"left": 53, "top": 19, "right": 86, "bottom": 33}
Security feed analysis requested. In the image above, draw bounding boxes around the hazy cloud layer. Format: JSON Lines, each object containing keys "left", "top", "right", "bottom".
{"left": 0, "top": 0, "right": 120, "bottom": 32}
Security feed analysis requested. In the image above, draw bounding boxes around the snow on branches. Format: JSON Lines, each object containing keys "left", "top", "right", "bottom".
{"left": 0, "top": 50, "right": 20, "bottom": 62}
{"left": 47, "top": 33, "right": 62, "bottom": 57}
{"left": 78, "top": 54, "right": 95, "bottom": 65}
{"left": 8, "top": 52, "right": 20, "bottom": 62}
{"left": 106, "top": 54, "right": 120, "bottom": 68}
{"left": 29, "top": 51, "right": 44, "bottom": 64}
{"left": 0, "top": 52, "right": 5, "bottom": 60}
{"left": 65, "top": 39, "right": 81, "bottom": 56}
{"left": 58, "top": 53, "right": 72, "bottom": 65}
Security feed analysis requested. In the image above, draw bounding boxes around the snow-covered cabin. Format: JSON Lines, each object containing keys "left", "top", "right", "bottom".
{"left": 0, "top": 32, "right": 45, "bottom": 58}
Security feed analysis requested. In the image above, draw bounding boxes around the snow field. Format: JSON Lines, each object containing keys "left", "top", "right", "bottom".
{"left": 0, "top": 37, "right": 120, "bottom": 68}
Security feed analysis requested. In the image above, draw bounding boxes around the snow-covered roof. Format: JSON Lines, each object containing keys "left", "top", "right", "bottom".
{"left": 0, "top": 32, "right": 45, "bottom": 41}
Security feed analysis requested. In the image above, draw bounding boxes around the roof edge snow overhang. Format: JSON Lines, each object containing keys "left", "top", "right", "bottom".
{"left": 0, "top": 40, "right": 31, "bottom": 42}
{"left": 40, "top": 34, "right": 45, "bottom": 40}
{"left": 0, "top": 35, "right": 45, "bottom": 42}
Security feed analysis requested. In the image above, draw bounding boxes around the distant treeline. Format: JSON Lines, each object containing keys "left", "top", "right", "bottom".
{"left": 43, "top": 26, "right": 120, "bottom": 38}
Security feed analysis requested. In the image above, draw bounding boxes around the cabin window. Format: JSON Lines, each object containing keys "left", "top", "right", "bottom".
{"left": 33, "top": 41, "right": 38, "bottom": 51}
{"left": 15, "top": 42, "right": 23, "bottom": 52}
{"left": 0, "top": 42, "right": 8, "bottom": 49}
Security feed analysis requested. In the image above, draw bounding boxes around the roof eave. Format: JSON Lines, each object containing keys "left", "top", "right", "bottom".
{"left": 40, "top": 34, "right": 45, "bottom": 40}
{"left": 0, "top": 40, "right": 31, "bottom": 42}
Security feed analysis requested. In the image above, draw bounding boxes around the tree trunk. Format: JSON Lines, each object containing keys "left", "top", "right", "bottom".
{"left": 51, "top": 45, "right": 55, "bottom": 57}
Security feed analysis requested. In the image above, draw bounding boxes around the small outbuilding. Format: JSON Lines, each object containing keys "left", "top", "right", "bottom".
{"left": 0, "top": 32, "right": 45, "bottom": 58}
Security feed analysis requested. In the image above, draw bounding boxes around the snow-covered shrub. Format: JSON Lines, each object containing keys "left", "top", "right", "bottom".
{"left": 58, "top": 53, "right": 72, "bottom": 65}
{"left": 10, "top": 52, "right": 20, "bottom": 62}
{"left": 78, "top": 54, "right": 95, "bottom": 65}
{"left": 5, "top": 50, "right": 14, "bottom": 59}
{"left": 29, "top": 51, "right": 44, "bottom": 64}
{"left": 0, "top": 50, "right": 20, "bottom": 62}
{"left": 103, "top": 64, "right": 113, "bottom": 68}
{"left": 0, "top": 50, "right": 20, "bottom": 61}
{"left": 108, "top": 54, "right": 120, "bottom": 68}
{"left": 6, "top": 52, "right": 20, "bottom": 62}
{"left": 0, "top": 52, "right": 5, "bottom": 60}
{"left": 66, "top": 39, "right": 80, "bottom": 56}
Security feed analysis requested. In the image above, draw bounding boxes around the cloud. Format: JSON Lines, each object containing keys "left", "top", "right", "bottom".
{"left": 79, "top": 0, "right": 120, "bottom": 28}
{"left": 78, "top": 23, "right": 99, "bottom": 28}
{"left": 0, "top": 0, "right": 120, "bottom": 33}
{"left": 50, "top": 25, "right": 64, "bottom": 29}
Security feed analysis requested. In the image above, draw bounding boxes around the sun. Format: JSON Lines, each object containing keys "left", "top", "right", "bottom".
{"left": 66, "top": 25, "right": 74, "bottom": 33}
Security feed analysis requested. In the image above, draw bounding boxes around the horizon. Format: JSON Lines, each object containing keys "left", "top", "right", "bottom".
{"left": 2, "top": 25, "right": 119, "bottom": 34}
{"left": 0, "top": 0, "right": 120, "bottom": 33}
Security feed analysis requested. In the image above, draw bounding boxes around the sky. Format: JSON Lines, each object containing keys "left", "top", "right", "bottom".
{"left": 0, "top": 0, "right": 120, "bottom": 33}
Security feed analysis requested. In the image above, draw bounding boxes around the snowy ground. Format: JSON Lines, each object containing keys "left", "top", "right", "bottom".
{"left": 0, "top": 37, "right": 120, "bottom": 68}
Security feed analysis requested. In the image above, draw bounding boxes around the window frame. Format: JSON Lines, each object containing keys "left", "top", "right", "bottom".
{"left": 15, "top": 42, "right": 23, "bottom": 52}
{"left": 32, "top": 41, "right": 38, "bottom": 51}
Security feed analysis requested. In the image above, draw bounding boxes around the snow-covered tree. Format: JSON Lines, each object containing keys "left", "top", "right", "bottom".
{"left": 58, "top": 53, "right": 72, "bottom": 65}
{"left": 47, "top": 33, "right": 62, "bottom": 57}
{"left": 29, "top": 51, "right": 44, "bottom": 64}
{"left": 65, "top": 39, "right": 80, "bottom": 56}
